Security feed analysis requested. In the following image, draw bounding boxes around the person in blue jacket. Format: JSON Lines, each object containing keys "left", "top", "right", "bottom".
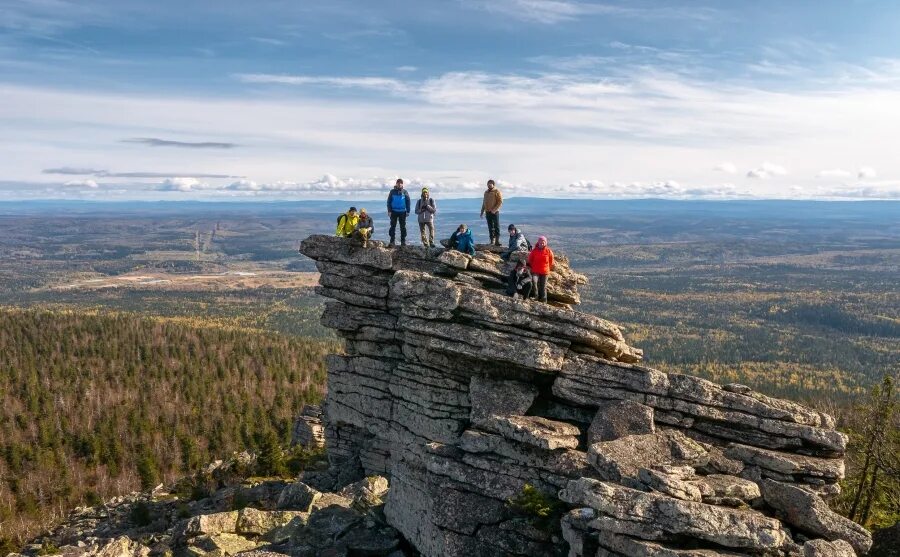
{"left": 449, "top": 224, "right": 475, "bottom": 256}
{"left": 386, "top": 178, "right": 411, "bottom": 247}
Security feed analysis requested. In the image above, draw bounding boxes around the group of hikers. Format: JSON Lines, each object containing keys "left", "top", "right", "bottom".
{"left": 334, "top": 178, "right": 556, "bottom": 303}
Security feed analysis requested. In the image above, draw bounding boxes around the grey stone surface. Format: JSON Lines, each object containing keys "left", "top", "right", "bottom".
{"left": 560, "top": 478, "right": 790, "bottom": 550}
{"left": 588, "top": 399, "right": 655, "bottom": 443}
{"left": 294, "top": 234, "right": 863, "bottom": 557}
{"left": 760, "top": 478, "right": 872, "bottom": 555}
{"left": 468, "top": 376, "right": 538, "bottom": 425}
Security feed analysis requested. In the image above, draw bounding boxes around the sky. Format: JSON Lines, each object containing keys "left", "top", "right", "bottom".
{"left": 2, "top": 0, "right": 900, "bottom": 201}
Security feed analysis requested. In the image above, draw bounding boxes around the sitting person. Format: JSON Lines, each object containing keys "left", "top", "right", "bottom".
{"left": 449, "top": 224, "right": 475, "bottom": 256}
{"left": 335, "top": 206, "right": 359, "bottom": 238}
{"left": 502, "top": 224, "right": 531, "bottom": 261}
{"left": 506, "top": 260, "right": 533, "bottom": 299}
{"left": 352, "top": 208, "right": 374, "bottom": 247}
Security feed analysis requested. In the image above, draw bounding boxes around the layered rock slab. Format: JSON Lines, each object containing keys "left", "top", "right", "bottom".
{"left": 297, "top": 235, "right": 867, "bottom": 557}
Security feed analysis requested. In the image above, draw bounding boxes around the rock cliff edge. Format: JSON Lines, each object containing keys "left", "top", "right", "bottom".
{"left": 298, "top": 234, "right": 870, "bottom": 557}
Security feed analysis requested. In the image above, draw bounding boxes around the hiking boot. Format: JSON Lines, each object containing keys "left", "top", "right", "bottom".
{"left": 388, "top": 240, "right": 396, "bottom": 248}
{"left": 400, "top": 240, "right": 407, "bottom": 246}
{"left": 361, "top": 240, "right": 368, "bottom": 248}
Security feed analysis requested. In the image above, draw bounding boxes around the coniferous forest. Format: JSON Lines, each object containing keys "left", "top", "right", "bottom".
{"left": 0, "top": 308, "right": 333, "bottom": 546}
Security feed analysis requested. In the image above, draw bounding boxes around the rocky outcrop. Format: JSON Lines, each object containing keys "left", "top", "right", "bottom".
{"left": 291, "top": 405, "right": 325, "bottom": 449}
{"left": 17, "top": 459, "right": 404, "bottom": 557}
{"left": 298, "top": 234, "right": 869, "bottom": 557}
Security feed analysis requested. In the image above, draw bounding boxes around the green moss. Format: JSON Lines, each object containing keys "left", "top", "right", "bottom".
{"left": 506, "top": 484, "right": 566, "bottom": 532}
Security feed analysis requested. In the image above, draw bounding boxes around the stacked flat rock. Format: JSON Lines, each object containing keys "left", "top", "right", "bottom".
{"left": 298, "top": 235, "right": 869, "bottom": 557}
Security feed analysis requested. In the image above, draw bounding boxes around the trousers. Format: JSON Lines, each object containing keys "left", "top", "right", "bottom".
{"left": 419, "top": 222, "right": 434, "bottom": 246}
{"left": 485, "top": 212, "right": 500, "bottom": 242}
{"left": 389, "top": 212, "right": 407, "bottom": 243}
{"left": 533, "top": 274, "right": 548, "bottom": 303}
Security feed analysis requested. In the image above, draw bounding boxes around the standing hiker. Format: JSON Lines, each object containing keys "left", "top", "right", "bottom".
{"left": 527, "top": 236, "right": 555, "bottom": 303}
{"left": 479, "top": 179, "right": 503, "bottom": 246}
{"left": 415, "top": 187, "right": 437, "bottom": 247}
{"left": 386, "top": 178, "right": 411, "bottom": 247}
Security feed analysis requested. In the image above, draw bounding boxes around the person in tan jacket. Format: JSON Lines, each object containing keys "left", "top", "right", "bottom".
{"left": 480, "top": 179, "right": 503, "bottom": 246}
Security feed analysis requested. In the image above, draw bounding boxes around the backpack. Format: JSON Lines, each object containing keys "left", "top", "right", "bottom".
{"left": 336, "top": 213, "right": 347, "bottom": 228}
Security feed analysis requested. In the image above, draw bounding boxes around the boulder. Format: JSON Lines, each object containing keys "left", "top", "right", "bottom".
{"left": 760, "top": 479, "right": 872, "bottom": 555}
{"left": 479, "top": 414, "right": 580, "bottom": 450}
{"left": 468, "top": 376, "right": 538, "bottom": 425}
{"left": 187, "top": 533, "right": 258, "bottom": 556}
{"left": 339, "top": 475, "right": 390, "bottom": 512}
{"left": 803, "top": 539, "right": 857, "bottom": 557}
{"left": 182, "top": 511, "right": 240, "bottom": 536}
{"left": 560, "top": 478, "right": 790, "bottom": 550}
{"left": 277, "top": 481, "right": 321, "bottom": 511}
{"left": 587, "top": 399, "right": 655, "bottom": 443}
{"left": 588, "top": 429, "right": 708, "bottom": 482}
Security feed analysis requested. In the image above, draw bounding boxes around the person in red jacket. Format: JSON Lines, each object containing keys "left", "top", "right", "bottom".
{"left": 527, "top": 236, "right": 554, "bottom": 303}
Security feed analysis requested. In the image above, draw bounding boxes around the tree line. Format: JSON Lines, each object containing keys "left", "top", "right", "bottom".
{"left": 0, "top": 308, "right": 333, "bottom": 547}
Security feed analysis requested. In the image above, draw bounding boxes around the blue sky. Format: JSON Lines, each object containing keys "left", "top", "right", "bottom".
{"left": 2, "top": 0, "right": 900, "bottom": 200}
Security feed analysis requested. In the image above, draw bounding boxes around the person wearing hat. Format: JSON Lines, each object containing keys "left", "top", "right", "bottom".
{"left": 449, "top": 224, "right": 475, "bottom": 256}
{"left": 386, "top": 178, "right": 411, "bottom": 247}
{"left": 353, "top": 208, "right": 374, "bottom": 248}
{"left": 502, "top": 223, "right": 530, "bottom": 261}
{"left": 414, "top": 187, "right": 437, "bottom": 247}
{"left": 527, "top": 235, "right": 554, "bottom": 303}
{"left": 479, "top": 179, "right": 503, "bottom": 246}
{"left": 335, "top": 206, "right": 359, "bottom": 237}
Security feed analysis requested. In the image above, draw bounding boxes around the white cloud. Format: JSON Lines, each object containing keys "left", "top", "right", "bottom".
{"left": 858, "top": 166, "right": 877, "bottom": 179}
{"left": 63, "top": 179, "right": 98, "bottom": 188}
{"left": 159, "top": 177, "right": 209, "bottom": 192}
{"left": 396, "top": 66, "right": 418, "bottom": 72}
{"left": 234, "top": 73, "right": 407, "bottom": 94}
{"left": 816, "top": 168, "right": 852, "bottom": 178}
{"left": 747, "top": 162, "right": 788, "bottom": 179}
{"left": 713, "top": 162, "right": 737, "bottom": 174}
{"left": 461, "top": 0, "right": 718, "bottom": 24}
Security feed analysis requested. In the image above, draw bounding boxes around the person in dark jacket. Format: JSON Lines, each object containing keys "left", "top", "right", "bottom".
{"left": 352, "top": 208, "right": 374, "bottom": 247}
{"left": 415, "top": 187, "right": 437, "bottom": 247}
{"left": 502, "top": 224, "right": 530, "bottom": 261}
{"left": 386, "top": 178, "right": 411, "bottom": 247}
{"left": 506, "top": 260, "right": 533, "bottom": 299}
{"left": 449, "top": 224, "right": 475, "bottom": 256}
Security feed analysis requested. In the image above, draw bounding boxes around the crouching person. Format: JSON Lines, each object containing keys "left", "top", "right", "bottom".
{"left": 506, "top": 260, "right": 533, "bottom": 300}
{"left": 352, "top": 208, "right": 374, "bottom": 247}
{"left": 449, "top": 224, "right": 475, "bottom": 256}
{"left": 502, "top": 224, "right": 530, "bottom": 261}
{"left": 335, "top": 206, "right": 359, "bottom": 237}
{"left": 527, "top": 236, "right": 554, "bottom": 303}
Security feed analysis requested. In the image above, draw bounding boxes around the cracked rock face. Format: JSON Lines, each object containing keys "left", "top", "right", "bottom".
{"left": 297, "top": 235, "right": 869, "bottom": 557}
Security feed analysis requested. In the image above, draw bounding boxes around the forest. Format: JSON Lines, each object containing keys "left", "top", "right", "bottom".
{"left": 0, "top": 308, "right": 333, "bottom": 547}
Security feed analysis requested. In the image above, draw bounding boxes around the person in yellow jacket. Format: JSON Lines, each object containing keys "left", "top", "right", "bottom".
{"left": 335, "top": 207, "right": 359, "bottom": 237}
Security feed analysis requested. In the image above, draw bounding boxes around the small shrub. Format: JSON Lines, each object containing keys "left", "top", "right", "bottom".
{"left": 36, "top": 541, "right": 61, "bottom": 556}
{"left": 129, "top": 501, "right": 153, "bottom": 526}
{"left": 507, "top": 484, "right": 566, "bottom": 532}
{"left": 285, "top": 446, "right": 328, "bottom": 476}
{"left": 0, "top": 537, "right": 18, "bottom": 556}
